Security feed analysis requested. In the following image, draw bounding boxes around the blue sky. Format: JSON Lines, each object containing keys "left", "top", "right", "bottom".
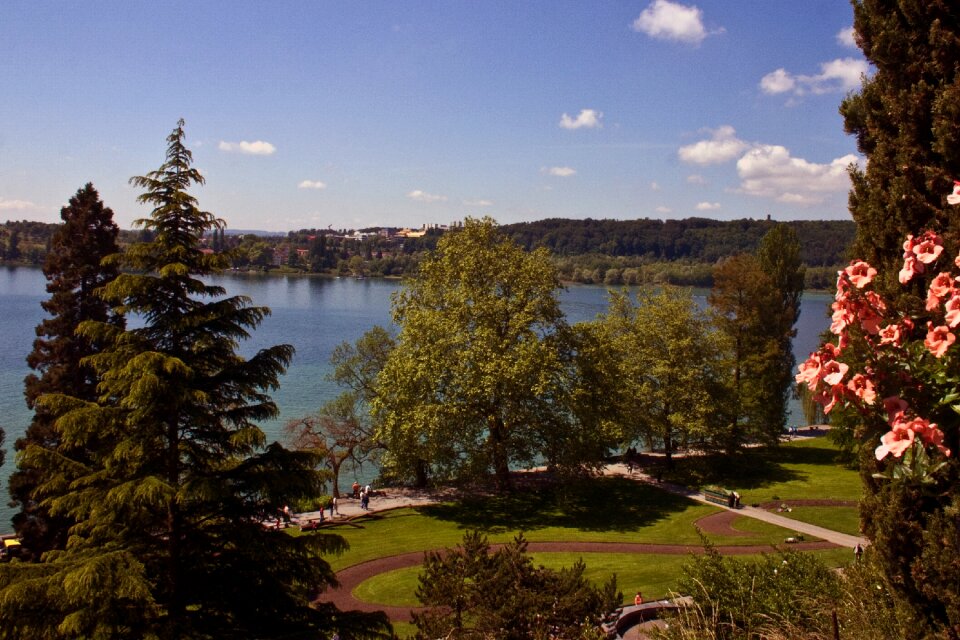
{"left": 0, "top": 1, "right": 868, "bottom": 232}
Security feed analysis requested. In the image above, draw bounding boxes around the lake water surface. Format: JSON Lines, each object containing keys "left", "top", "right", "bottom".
{"left": 0, "top": 266, "right": 831, "bottom": 530}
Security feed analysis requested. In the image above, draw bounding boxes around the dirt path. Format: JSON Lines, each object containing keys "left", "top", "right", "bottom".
{"left": 316, "top": 539, "right": 837, "bottom": 622}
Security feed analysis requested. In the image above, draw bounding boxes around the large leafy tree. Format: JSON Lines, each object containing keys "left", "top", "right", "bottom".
{"left": 9, "top": 183, "right": 121, "bottom": 555}
{"left": 373, "top": 217, "right": 607, "bottom": 491}
{"left": 709, "top": 254, "right": 785, "bottom": 451}
{"left": 597, "top": 287, "right": 725, "bottom": 467}
{"left": 0, "top": 121, "right": 389, "bottom": 639}
{"left": 833, "top": 3, "right": 960, "bottom": 636}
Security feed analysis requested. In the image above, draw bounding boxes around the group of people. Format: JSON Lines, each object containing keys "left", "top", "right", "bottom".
{"left": 351, "top": 481, "right": 373, "bottom": 510}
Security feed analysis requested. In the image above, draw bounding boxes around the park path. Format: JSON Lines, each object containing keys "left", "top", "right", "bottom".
{"left": 602, "top": 461, "right": 869, "bottom": 549}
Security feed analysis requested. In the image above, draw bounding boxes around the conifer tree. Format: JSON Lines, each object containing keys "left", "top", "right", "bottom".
{"left": 0, "top": 121, "right": 389, "bottom": 639}
{"left": 841, "top": 1, "right": 960, "bottom": 290}
{"left": 838, "top": 3, "right": 960, "bottom": 636}
{"left": 9, "top": 183, "right": 121, "bottom": 555}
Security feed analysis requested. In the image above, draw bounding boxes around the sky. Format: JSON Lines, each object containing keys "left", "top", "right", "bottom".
{"left": 0, "top": 1, "right": 869, "bottom": 233}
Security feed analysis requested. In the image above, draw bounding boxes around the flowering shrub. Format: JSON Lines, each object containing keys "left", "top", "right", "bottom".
{"left": 797, "top": 189, "right": 960, "bottom": 481}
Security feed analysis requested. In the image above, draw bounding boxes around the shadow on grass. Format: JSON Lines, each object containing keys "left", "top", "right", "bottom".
{"left": 419, "top": 476, "right": 695, "bottom": 534}
{"left": 658, "top": 442, "right": 842, "bottom": 490}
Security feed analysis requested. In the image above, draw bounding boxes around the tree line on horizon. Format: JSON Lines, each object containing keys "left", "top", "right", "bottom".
{"left": 0, "top": 214, "right": 853, "bottom": 289}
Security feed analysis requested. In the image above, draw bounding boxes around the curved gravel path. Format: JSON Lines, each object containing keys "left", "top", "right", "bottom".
{"left": 316, "top": 539, "right": 838, "bottom": 622}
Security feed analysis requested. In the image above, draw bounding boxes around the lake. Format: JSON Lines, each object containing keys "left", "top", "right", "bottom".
{"left": 0, "top": 266, "right": 832, "bottom": 530}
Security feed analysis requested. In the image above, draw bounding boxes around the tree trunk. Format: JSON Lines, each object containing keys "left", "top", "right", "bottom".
{"left": 489, "top": 415, "right": 512, "bottom": 492}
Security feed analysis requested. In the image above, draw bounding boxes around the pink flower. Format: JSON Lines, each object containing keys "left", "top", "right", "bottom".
{"left": 845, "top": 260, "right": 877, "bottom": 288}
{"left": 926, "top": 272, "right": 956, "bottom": 311}
{"left": 945, "top": 295, "right": 960, "bottom": 328}
{"left": 882, "top": 396, "right": 908, "bottom": 422}
{"left": 820, "top": 360, "right": 849, "bottom": 386}
{"left": 875, "top": 427, "right": 915, "bottom": 460}
{"left": 900, "top": 253, "right": 920, "bottom": 284}
{"left": 831, "top": 302, "right": 854, "bottom": 335}
{"left": 925, "top": 322, "right": 956, "bottom": 358}
{"left": 879, "top": 323, "right": 905, "bottom": 346}
{"left": 948, "top": 180, "right": 960, "bottom": 205}
{"left": 913, "top": 231, "right": 944, "bottom": 264}
{"left": 795, "top": 353, "right": 823, "bottom": 390}
{"left": 847, "top": 373, "right": 877, "bottom": 405}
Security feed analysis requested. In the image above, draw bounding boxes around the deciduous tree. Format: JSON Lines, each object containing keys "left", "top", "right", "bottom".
{"left": 373, "top": 217, "right": 606, "bottom": 491}
{"left": 597, "top": 287, "right": 725, "bottom": 467}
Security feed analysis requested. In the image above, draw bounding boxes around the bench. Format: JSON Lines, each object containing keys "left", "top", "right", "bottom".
{"left": 702, "top": 486, "right": 732, "bottom": 507}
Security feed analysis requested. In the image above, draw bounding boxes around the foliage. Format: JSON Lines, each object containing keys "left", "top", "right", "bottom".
{"left": 285, "top": 326, "right": 394, "bottom": 497}
{"left": 797, "top": 227, "right": 960, "bottom": 635}
{"left": 594, "top": 286, "right": 726, "bottom": 465}
{"left": 710, "top": 254, "right": 787, "bottom": 452}
{"left": 840, "top": 1, "right": 960, "bottom": 289}
{"left": 373, "top": 217, "right": 615, "bottom": 491}
{"left": 413, "top": 530, "right": 619, "bottom": 640}
{"left": 0, "top": 121, "right": 390, "bottom": 639}
{"left": 658, "top": 541, "right": 841, "bottom": 640}
{"left": 503, "top": 218, "right": 854, "bottom": 266}
{"left": 9, "top": 183, "right": 122, "bottom": 556}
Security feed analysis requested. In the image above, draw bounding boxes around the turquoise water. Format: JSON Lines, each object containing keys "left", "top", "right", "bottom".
{"left": 0, "top": 267, "right": 831, "bottom": 530}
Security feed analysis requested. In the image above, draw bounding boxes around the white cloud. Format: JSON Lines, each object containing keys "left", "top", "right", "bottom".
{"left": 837, "top": 26, "right": 857, "bottom": 48}
{"left": 695, "top": 202, "right": 721, "bottom": 211}
{"left": 0, "top": 198, "right": 39, "bottom": 211}
{"left": 463, "top": 199, "right": 493, "bottom": 207}
{"left": 631, "top": 0, "right": 717, "bottom": 45}
{"left": 686, "top": 174, "right": 707, "bottom": 184}
{"left": 655, "top": 206, "right": 672, "bottom": 214}
{"left": 406, "top": 189, "right": 448, "bottom": 203}
{"left": 298, "top": 180, "right": 327, "bottom": 190}
{"left": 542, "top": 166, "right": 577, "bottom": 177}
{"left": 760, "top": 68, "right": 796, "bottom": 95}
{"left": 219, "top": 140, "right": 277, "bottom": 155}
{"left": 736, "top": 145, "right": 860, "bottom": 205}
{"left": 760, "top": 57, "right": 868, "bottom": 96}
{"left": 559, "top": 108, "right": 603, "bottom": 130}
{"left": 678, "top": 125, "right": 749, "bottom": 165}
{"left": 650, "top": 181, "right": 661, "bottom": 191}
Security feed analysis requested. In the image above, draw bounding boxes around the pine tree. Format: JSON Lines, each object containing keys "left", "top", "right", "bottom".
{"left": 9, "top": 183, "right": 121, "bottom": 555}
{"left": 0, "top": 121, "right": 389, "bottom": 639}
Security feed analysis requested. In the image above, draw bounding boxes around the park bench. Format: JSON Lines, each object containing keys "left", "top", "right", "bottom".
{"left": 702, "top": 486, "right": 733, "bottom": 507}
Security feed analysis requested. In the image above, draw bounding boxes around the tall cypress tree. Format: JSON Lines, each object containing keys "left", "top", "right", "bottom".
{"left": 9, "top": 183, "right": 121, "bottom": 555}
{"left": 0, "top": 121, "right": 389, "bottom": 639}
{"left": 841, "top": 1, "right": 960, "bottom": 290}
{"left": 839, "top": 3, "right": 960, "bottom": 636}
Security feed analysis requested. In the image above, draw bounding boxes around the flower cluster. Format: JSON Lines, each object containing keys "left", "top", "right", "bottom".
{"left": 797, "top": 189, "right": 960, "bottom": 468}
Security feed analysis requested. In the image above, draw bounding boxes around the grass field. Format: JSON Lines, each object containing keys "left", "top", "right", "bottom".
{"left": 312, "top": 435, "right": 862, "bottom": 635}
{"left": 318, "top": 478, "right": 808, "bottom": 572}
{"left": 351, "top": 547, "right": 855, "bottom": 608}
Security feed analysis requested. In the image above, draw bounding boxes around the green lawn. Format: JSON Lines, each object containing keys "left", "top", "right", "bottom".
{"left": 316, "top": 475, "right": 810, "bottom": 571}
{"left": 775, "top": 506, "right": 861, "bottom": 536}
{"left": 663, "top": 437, "right": 860, "bottom": 503}
{"left": 351, "top": 548, "right": 855, "bottom": 609}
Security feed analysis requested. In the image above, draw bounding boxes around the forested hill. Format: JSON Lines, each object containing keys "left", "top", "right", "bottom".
{"left": 502, "top": 218, "right": 855, "bottom": 266}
